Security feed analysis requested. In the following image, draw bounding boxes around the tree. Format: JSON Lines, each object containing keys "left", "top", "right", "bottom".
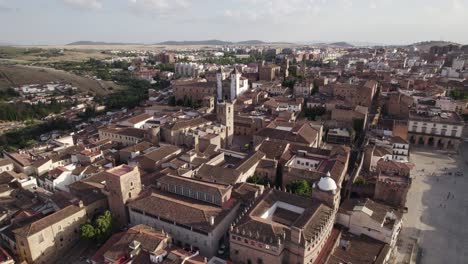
{"left": 79, "top": 210, "right": 114, "bottom": 244}
{"left": 80, "top": 222, "right": 96, "bottom": 240}
{"left": 247, "top": 175, "right": 270, "bottom": 186}
{"left": 286, "top": 180, "right": 312, "bottom": 197}
{"left": 168, "top": 96, "right": 176, "bottom": 106}
{"left": 282, "top": 79, "right": 296, "bottom": 89}
{"left": 311, "top": 85, "right": 319, "bottom": 95}
{"left": 95, "top": 210, "right": 113, "bottom": 242}
{"left": 303, "top": 106, "right": 326, "bottom": 121}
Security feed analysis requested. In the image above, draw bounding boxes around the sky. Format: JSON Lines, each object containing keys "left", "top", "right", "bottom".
{"left": 0, "top": 0, "right": 467, "bottom": 45}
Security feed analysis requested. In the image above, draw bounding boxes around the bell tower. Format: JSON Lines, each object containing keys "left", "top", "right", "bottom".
{"left": 217, "top": 101, "right": 234, "bottom": 148}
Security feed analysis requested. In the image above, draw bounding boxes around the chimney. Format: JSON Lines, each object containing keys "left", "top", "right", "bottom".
{"left": 210, "top": 216, "right": 215, "bottom": 226}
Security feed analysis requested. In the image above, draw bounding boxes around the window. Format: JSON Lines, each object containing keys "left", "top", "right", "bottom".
{"left": 128, "top": 192, "right": 132, "bottom": 198}
{"left": 257, "top": 258, "right": 263, "bottom": 264}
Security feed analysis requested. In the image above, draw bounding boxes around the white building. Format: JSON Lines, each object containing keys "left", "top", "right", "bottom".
{"left": 0, "top": 159, "right": 13, "bottom": 173}
{"left": 452, "top": 57, "right": 466, "bottom": 71}
{"left": 408, "top": 110, "right": 464, "bottom": 149}
{"left": 215, "top": 68, "right": 249, "bottom": 101}
{"left": 38, "top": 164, "right": 77, "bottom": 192}
{"left": 118, "top": 113, "right": 154, "bottom": 129}
{"left": 337, "top": 199, "right": 403, "bottom": 248}
{"left": 175, "top": 62, "right": 204, "bottom": 78}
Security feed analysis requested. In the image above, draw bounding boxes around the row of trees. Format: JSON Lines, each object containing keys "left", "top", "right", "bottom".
{"left": 168, "top": 95, "right": 202, "bottom": 109}
{"left": 99, "top": 72, "right": 152, "bottom": 110}
{"left": 246, "top": 176, "right": 312, "bottom": 197}
{"left": 246, "top": 175, "right": 271, "bottom": 186}
{"left": 0, "top": 118, "right": 71, "bottom": 151}
{"left": 286, "top": 180, "right": 313, "bottom": 197}
{"left": 303, "top": 106, "right": 327, "bottom": 121}
{"left": 0, "top": 88, "right": 19, "bottom": 101}
{"left": 0, "top": 100, "right": 74, "bottom": 121}
{"left": 450, "top": 90, "right": 468, "bottom": 100}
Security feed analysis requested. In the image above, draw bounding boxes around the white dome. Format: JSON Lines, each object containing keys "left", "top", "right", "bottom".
{"left": 317, "top": 173, "right": 337, "bottom": 192}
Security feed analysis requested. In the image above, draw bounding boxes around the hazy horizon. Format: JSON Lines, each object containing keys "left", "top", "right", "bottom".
{"left": 1, "top": 0, "right": 467, "bottom": 45}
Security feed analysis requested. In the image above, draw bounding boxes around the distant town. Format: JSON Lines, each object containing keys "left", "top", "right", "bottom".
{"left": 0, "top": 40, "right": 467, "bottom": 264}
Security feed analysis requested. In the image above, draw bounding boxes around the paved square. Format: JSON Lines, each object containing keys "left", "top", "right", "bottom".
{"left": 397, "top": 144, "right": 468, "bottom": 264}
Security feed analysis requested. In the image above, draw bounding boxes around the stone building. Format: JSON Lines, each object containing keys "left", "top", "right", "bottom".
{"left": 408, "top": 110, "right": 464, "bottom": 150}
{"left": 374, "top": 172, "right": 411, "bottom": 208}
{"left": 172, "top": 78, "right": 216, "bottom": 102}
{"left": 128, "top": 177, "right": 245, "bottom": 257}
{"left": 229, "top": 189, "right": 335, "bottom": 264}
{"left": 293, "top": 80, "right": 314, "bottom": 98}
{"left": 258, "top": 64, "right": 278, "bottom": 82}
{"left": 282, "top": 146, "right": 350, "bottom": 190}
{"left": 14, "top": 203, "right": 87, "bottom": 264}
{"left": 337, "top": 199, "right": 403, "bottom": 248}
{"left": 104, "top": 165, "right": 142, "bottom": 228}
{"left": 253, "top": 122, "right": 323, "bottom": 148}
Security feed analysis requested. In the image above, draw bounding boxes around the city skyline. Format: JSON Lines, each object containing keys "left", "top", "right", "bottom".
{"left": 1, "top": 0, "right": 467, "bottom": 45}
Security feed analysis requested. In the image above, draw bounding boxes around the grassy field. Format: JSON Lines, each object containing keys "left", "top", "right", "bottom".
{"left": 0, "top": 46, "right": 111, "bottom": 64}
{"left": 0, "top": 64, "right": 119, "bottom": 95}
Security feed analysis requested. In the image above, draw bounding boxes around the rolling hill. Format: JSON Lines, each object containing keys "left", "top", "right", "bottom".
{"left": 67, "top": 41, "right": 143, "bottom": 46}
{"left": 0, "top": 65, "right": 117, "bottom": 95}
{"left": 329, "top": 42, "right": 354, "bottom": 47}
{"left": 407, "top": 41, "right": 461, "bottom": 51}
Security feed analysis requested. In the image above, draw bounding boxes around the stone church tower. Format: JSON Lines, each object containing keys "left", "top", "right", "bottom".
{"left": 217, "top": 101, "right": 234, "bottom": 148}
{"left": 105, "top": 165, "right": 142, "bottom": 228}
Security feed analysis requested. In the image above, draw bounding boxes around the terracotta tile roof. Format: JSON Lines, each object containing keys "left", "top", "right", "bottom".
{"left": 257, "top": 140, "right": 289, "bottom": 160}
{"left": 142, "top": 145, "right": 181, "bottom": 162}
{"left": 13, "top": 204, "right": 84, "bottom": 237}
{"left": 195, "top": 164, "right": 241, "bottom": 185}
{"left": 257, "top": 159, "right": 277, "bottom": 169}
{"left": 256, "top": 123, "right": 319, "bottom": 146}
{"left": 328, "top": 232, "right": 391, "bottom": 264}
{"left": 157, "top": 174, "right": 232, "bottom": 197}
{"left": 0, "top": 159, "right": 13, "bottom": 167}
{"left": 124, "top": 113, "right": 153, "bottom": 124}
{"left": 120, "top": 141, "right": 153, "bottom": 153}
{"left": 99, "top": 224, "right": 168, "bottom": 263}
{"left": 128, "top": 190, "right": 230, "bottom": 233}
{"left": 100, "top": 127, "right": 147, "bottom": 139}
{"left": 166, "top": 117, "right": 211, "bottom": 131}
{"left": 4, "top": 153, "right": 32, "bottom": 167}
{"left": 236, "top": 151, "right": 265, "bottom": 173}
{"left": 340, "top": 198, "right": 403, "bottom": 229}
{"left": 233, "top": 189, "right": 333, "bottom": 245}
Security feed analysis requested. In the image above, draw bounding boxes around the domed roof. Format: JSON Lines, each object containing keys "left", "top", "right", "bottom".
{"left": 317, "top": 172, "right": 337, "bottom": 192}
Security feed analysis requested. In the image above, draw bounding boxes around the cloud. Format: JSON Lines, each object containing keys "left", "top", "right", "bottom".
{"left": 226, "top": 0, "right": 330, "bottom": 23}
{"left": 62, "top": 0, "right": 103, "bottom": 10}
{"left": 128, "top": 0, "right": 190, "bottom": 15}
{"left": 0, "top": 6, "right": 12, "bottom": 12}
{"left": 0, "top": 0, "right": 15, "bottom": 12}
